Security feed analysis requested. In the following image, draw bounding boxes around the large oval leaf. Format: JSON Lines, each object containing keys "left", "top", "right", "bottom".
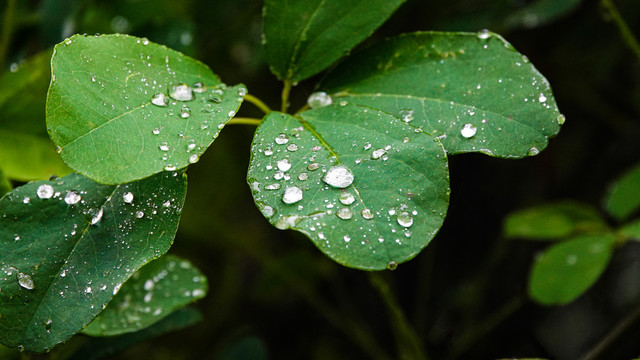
{"left": 0, "top": 50, "right": 71, "bottom": 181}
{"left": 319, "top": 31, "right": 564, "bottom": 157}
{"left": 263, "top": 0, "right": 406, "bottom": 83}
{"left": 0, "top": 171, "right": 187, "bottom": 352}
{"left": 83, "top": 254, "right": 207, "bottom": 337}
{"left": 528, "top": 234, "right": 616, "bottom": 305}
{"left": 604, "top": 163, "right": 640, "bottom": 222}
{"left": 47, "top": 34, "right": 246, "bottom": 184}
{"left": 247, "top": 105, "right": 449, "bottom": 270}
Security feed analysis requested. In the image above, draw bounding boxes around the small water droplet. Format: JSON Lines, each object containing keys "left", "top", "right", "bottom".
{"left": 192, "top": 82, "right": 205, "bottom": 93}
{"left": 91, "top": 209, "right": 104, "bottom": 225}
{"left": 37, "top": 184, "right": 54, "bottom": 199}
{"left": 264, "top": 147, "right": 273, "bottom": 156}
{"left": 322, "top": 165, "right": 354, "bottom": 188}
{"left": 180, "top": 107, "right": 191, "bottom": 118}
{"left": 263, "top": 206, "right": 275, "bottom": 218}
{"left": 311, "top": 145, "right": 322, "bottom": 151}
{"left": 144, "top": 279, "right": 155, "bottom": 291}
{"left": 339, "top": 192, "right": 356, "bottom": 205}
{"left": 387, "top": 261, "right": 398, "bottom": 270}
{"left": 85, "top": 287, "right": 92, "bottom": 294}
{"left": 64, "top": 191, "right": 81, "bottom": 205}
{"left": 18, "top": 272, "right": 35, "bottom": 290}
{"left": 371, "top": 149, "right": 387, "bottom": 160}
{"left": 275, "top": 134, "right": 289, "bottom": 145}
{"left": 527, "top": 147, "right": 540, "bottom": 156}
{"left": 476, "top": 29, "right": 491, "bottom": 40}
{"left": 400, "top": 109, "right": 414, "bottom": 122}
{"left": 307, "top": 91, "right": 332, "bottom": 108}
{"left": 164, "top": 164, "right": 177, "bottom": 171}
{"left": 282, "top": 186, "right": 303, "bottom": 204}
{"left": 151, "top": 93, "right": 168, "bottom": 107}
{"left": 152, "top": 127, "right": 161, "bottom": 135}
{"left": 298, "top": 173, "right": 309, "bottom": 181}
{"left": 159, "top": 142, "right": 170, "bottom": 151}
{"left": 397, "top": 212, "right": 413, "bottom": 227}
{"left": 287, "top": 144, "right": 299, "bottom": 151}
{"left": 538, "top": 94, "right": 547, "bottom": 103}
{"left": 188, "top": 154, "right": 199, "bottom": 164}
{"left": 123, "top": 192, "right": 134, "bottom": 203}
{"left": 361, "top": 208, "right": 374, "bottom": 219}
{"left": 169, "top": 84, "right": 194, "bottom": 101}
{"left": 135, "top": 211, "right": 144, "bottom": 218}
{"left": 557, "top": 114, "right": 566, "bottom": 125}
{"left": 307, "top": 163, "right": 321, "bottom": 171}
{"left": 336, "top": 208, "right": 352, "bottom": 220}
{"left": 460, "top": 123, "right": 477, "bottom": 138}
{"left": 265, "top": 183, "right": 281, "bottom": 190}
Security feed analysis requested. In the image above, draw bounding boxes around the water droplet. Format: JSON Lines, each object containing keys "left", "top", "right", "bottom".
{"left": 85, "top": 287, "right": 92, "bottom": 294}
{"left": 144, "top": 279, "right": 155, "bottom": 291}
{"left": 557, "top": 114, "right": 566, "bottom": 125}
{"left": 275, "top": 134, "right": 289, "bottom": 145}
{"left": 64, "top": 191, "right": 81, "bottom": 205}
{"left": 397, "top": 212, "right": 413, "bottom": 227}
{"left": 307, "top": 163, "right": 321, "bottom": 171}
{"left": 387, "top": 261, "right": 398, "bottom": 270}
{"left": 400, "top": 109, "right": 414, "bottom": 122}
{"left": 371, "top": 149, "right": 387, "bottom": 160}
{"left": 188, "top": 154, "right": 199, "bottom": 164}
{"left": 37, "top": 184, "right": 54, "bottom": 199}
{"left": 282, "top": 186, "right": 303, "bottom": 204}
{"left": 123, "top": 192, "right": 134, "bottom": 203}
{"left": 164, "top": 164, "right": 177, "bottom": 171}
{"left": 307, "top": 91, "right": 332, "bottom": 108}
{"left": 91, "top": 209, "right": 104, "bottom": 225}
{"left": 152, "top": 127, "right": 161, "bottom": 135}
{"left": 277, "top": 159, "right": 292, "bottom": 171}
{"left": 298, "top": 173, "right": 309, "bottom": 181}
{"left": 44, "top": 319, "right": 53, "bottom": 332}
{"left": 159, "top": 142, "right": 170, "bottom": 151}
{"left": 287, "top": 144, "right": 299, "bottom": 151}
{"left": 18, "top": 272, "right": 35, "bottom": 290}
{"left": 135, "top": 211, "right": 144, "bottom": 218}
{"left": 322, "top": 165, "right": 354, "bottom": 188}
{"left": 538, "top": 94, "right": 547, "bottom": 103}
{"left": 275, "top": 214, "right": 300, "bottom": 229}
{"left": 361, "top": 208, "right": 374, "bottom": 219}
{"left": 311, "top": 145, "right": 322, "bottom": 151}
{"left": 192, "top": 82, "right": 206, "bottom": 93}
{"left": 339, "top": 192, "right": 356, "bottom": 205}
{"left": 180, "top": 107, "right": 191, "bottom": 118}
{"left": 527, "top": 147, "right": 540, "bottom": 156}
{"left": 265, "top": 183, "right": 281, "bottom": 190}
{"left": 343, "top": 235, "right": 351, "bottom": 242}
{"left": 22, "top": 197, "right": 30, "bottom": 204}
{"left": 460, "top": 123, "right": 477, "bottom": 138}
{"left": 476, "top": 29, "right": 491, "bottom": 40}
{"left": 336, "top": 208, "right": 352, "bottom": 220}
{"left": 263, "top": 206, "right": 275, "bottom": 218}
{"left": 151, "top": 93, "right": 168, "bottom": 107}
{"left": 169, "top": 84, "right": 194, "bottom": 101}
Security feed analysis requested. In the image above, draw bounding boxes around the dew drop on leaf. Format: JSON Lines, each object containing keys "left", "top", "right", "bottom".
{"left": 263, "top": 206, "right": 275, "bottom": 218}
{"left": 192, "top": 82, "right": 205, "bottom": 93}
{"left": 282, "top": 186, "right": 303, "bottom": 204}
{"left": 168, "top": 84, "right": 194, "bottom": 101}
{"left": 387, "top": 261, "right": 398, "bottom": 270}
{"left": 336, "top": 207, "right": 353, "bottom": 220}
{"left": 307, "top": 163, "right": 321, "bottom": 171}
{"left": 476, "top": 29, "right": 491, "bottom": 39}
{"left": 361, "top": 208, "right": 374, "bottom": 219}
{"left": 371, "top": 149, "right": 387, "bottom": 160}
{"left": 538, "top": 94, "right": 547, "bottom": 103}
{"left": 460, "top": 123, "right": 477, "bottom": 138}
{"left": 188, "top": 154, "right": 199, "bottom": 164}
{"left": 307, "top": 91, "right": 332, "bottom": 108}
{"left": 37, "top": 184, "right": 54, "bottom": 199}
{"left": 123, "top": 192, "right": 134, "bottom": 203}
{"left": 64, "top": 191, "right": 81, "bottom": 205}
{"left": 159, "top": 142, "right": 170, "bottom": 151}
{"left": 275, "top": 134, "right": 289, "bottom": 145}
{"left": 322, "top": 165, "right": 354, "bottom": 188}
{"left": 557, "top": 114, "right": 566, "bottom": 125}
{"left": 298, "top": 173, "right": 309, "bottom": 181}
{"left": 151, "top": 93, "right": 168, "bottom": 107}
{"left": 91, "top": 209, "right": 104, "bottom": 225}
{"left": 277, "top": 159, "right": 292, "bottom": 171}
{"left": 339, "top": 192, "right": 356, "bottom": 205}
{"left": 287, "top": 144, "right": 299, "bottom": 151}
{"left": 397, "top": 211, "right": 413, "bottom": 227}
{"left": 180, "top": 107, "right": 191, "bottom": 118}
{"left": 527, "top": 147, "right": 540, "bottom": 156}
{"left": 17, "top": 272, "right": 35, "bottom": 290}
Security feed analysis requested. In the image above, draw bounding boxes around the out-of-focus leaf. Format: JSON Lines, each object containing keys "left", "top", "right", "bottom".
{"left": 504, "top": 0, "right": 583, "bottom": 29}
{"left": 219, "top": 335, "right": 268, "bottom": 360}
{"left": 0, "top": 171, "right": 187, "bottom": 352}
{"left": 529, "top": 234, "right": 616, "bottom": 305}
{"left": 263, "top": 0, "right": 406, "bottom": 82}
{"left": 620, "top": 219, "right": 640, "bottom": 242}
{"left": 604, "top": 163, "right": 640, "bottom": 221}
{"left": 46, "top": 34, "right": 245, "bottom": 184}
{"left": 504, "top": 201, "right": 608, "bottom": 241}
{"left": 0, "top": 50, "right": 71, "bottom": 181}
{"left": 320, "top": 31, "right": 564, "bottom": 158}
{"left": 247, "top": 105, "right": 449, "bottom": 270}
{"left": 0, "top": 167, "right": 11, "bottom": 196}
{"left": 83, "top": 255, "right": 207, "bottom": 337}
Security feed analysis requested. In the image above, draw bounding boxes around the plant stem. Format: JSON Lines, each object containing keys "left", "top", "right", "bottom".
{"left": 281, "top": 80, "right": 292, "bottom": 113}
{"left": 226, "top": 117, "right": 262, "bottom": 126}
{"left": 600, "top": 0, "right": 640, "bottom": 62}
{"left": 369, "top": 272, "right": 429, "bottom": 360}
{"left": 0, "top": 0, "right": 17, "bottom": 77}
{"left": 579, "top": 300, "right": 640, "bottom": 360}
{"left": 244, "top": 94, "right": 271, "bottom": 114}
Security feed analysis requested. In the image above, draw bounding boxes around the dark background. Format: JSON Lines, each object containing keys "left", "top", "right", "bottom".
{"left": 2, "top": 0, "right": 640, "bottom": 359}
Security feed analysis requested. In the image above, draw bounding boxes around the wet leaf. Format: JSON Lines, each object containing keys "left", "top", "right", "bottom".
{"left": 247, "top": 105, "right": 449, "bottom": 270}
{"left": 0, "top": 171, "right": 187, "bottom": 352}
{"left": 319, "top": 31, "right": 563, "bottom": 157}
{"left": 604, "top": 163, "right": 640, "bottom": 221}
{"left": 0, "top": 50, "right": 71, "bottom": 181}
{"left": 46, "top": 34, "right": 245, "bottom": 184}
{"left": 83, "top": 254, "right": 207, "bottom": 336}
{"left": 504, "top": 201, "right": 608, "bottom": 241}
{"left": 263, "top": 0, "right": 405, "bottom": 83}
{"left": 620, "top": 219, "right": 640, "bottom": 242}
{"left": 529, "top": 234, "right": 616, "bottom": 305}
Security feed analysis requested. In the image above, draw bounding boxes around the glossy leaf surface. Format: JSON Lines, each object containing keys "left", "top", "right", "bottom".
{"left": 47, "top": 34, "right": 245, "bottom": 184}
{"left": 0, "top": 171, "right": 187, "bottom": 352}
{"left": 247, "top": 105, "right": 449, "bottom": 270}
{"left": 83, "top": 255, "right": 207, "bottom": 336}
{"left": 320, "top": 31, "right": 563, "bottom": 157}
{"left": 263, "top": 0, "right": 405, "bottom": 82}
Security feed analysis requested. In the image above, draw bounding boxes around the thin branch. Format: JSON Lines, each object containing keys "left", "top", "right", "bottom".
{"left": 579, "top": 300, "right": 640, "bottom": 360}
{"left": 281, "top": 80, "right": 292, "bottom": 113}
{"left": 226, "top": 117, "right": 262, "bottom": 126}
{"left": 244, "top": 94, "right": 271, "bottom": 114}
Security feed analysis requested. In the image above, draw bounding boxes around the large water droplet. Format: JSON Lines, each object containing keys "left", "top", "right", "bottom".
{"left": 361, "top": 208, "right": 374, "bottom": 219}
{"left": 336, "top": 208, "right": 352, "bottom": 220}
{"left": 538, "top": 94, "right": 547, "bottom": 103}
{"left": 151, "top": 93, "right": 168, "bottom": 107}
{"left": 322, "top": 165, "right": 354, "bottom": 188}
{"left": 275, "top": 134, "right": 289, "bottom": 145}
{"left": 460, "top": 123, "right": 477, "bottom": 138}
{"left": 18, "top": 272, "right": 35, "bottom": 290}
{"left": 277, "top": 159, "right": 292, "bottom": 171}
{"left": 400, "top": 109, "right": 414, "bottom": 123}
{"left": 123, "top": 192, "right": 134, "bottom": 203}
{"left": 282, "top": 186, "right": 303, "bottom": 204}
{"left": 169, "top": 84, "right": 194, "bottom": 101}
{"left": 397, "top": 212, "right": 413, "bottom": 227}
{"left": 275, "top": 214, "right": 300, "bottom": 230}
{"left": 91, "top": 209, "right": 104, "bottom": 225}
{"left": 37, "top": 184, "right": 54, "bottom": 199}
{"left": 557, "top": 114, "right": 566, "bottom": 125}
{"left": 339, "top": 192, "right": 356, "bottom": 205}
{"left": 307, "top": 91, "right": 332, "bottom": 108}
{"left": 287, "top": 144, "right": 299, "bottom": 152}
{"left": 307, "top": 163, "right": 321, "bottom": 171}
{"left": 188, "top": 154, "right": 200, "bottom": 164}
{"left": 64, "top": 191, "right": 81, "bottom": 205}
{"left": 476, "top": 29, "right": 491, "bottom": 40}
{"left": 263, "top": 206, "right": 275, "bottom": 218}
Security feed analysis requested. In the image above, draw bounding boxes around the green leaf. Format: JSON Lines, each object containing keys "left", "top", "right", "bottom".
{"left": 504, "top": 201, "right": 608, "bottom": 241}
{"left": 83, "top": 254, "right": 207, "bottom": 337}
{"left": 604, "top": 163, "right": 640, "bottom": 221}
{"left": 504, "top": 0, "right": 582, "bottom": 30}
{"left": 247, "top": 105, "right": 449, "bottom": 270}
{"left": 67, "top": 307, "right": 202, "bottom": 360}
{"left": 46, "top": 34, "right": 246, "bottom": 184}
{"left": 620, "top": 219, "right": 640, "bottom": 241}
{"left": 528, "top": 234, "right": 616, "bottom": 305}
{"left": 0, "top": 167, "right": 11, "bottom": 197}
{"left": 263, "top": 0, "right": 406, "bottom": 83}
{"left": 0, "top": 171, "right": 187, "bottom": 352}
{"left": 319, "top": 31, "right": 564, "bottom": 158}
{"left": 0, "top": 50, "right": 71, "bottom": 181}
